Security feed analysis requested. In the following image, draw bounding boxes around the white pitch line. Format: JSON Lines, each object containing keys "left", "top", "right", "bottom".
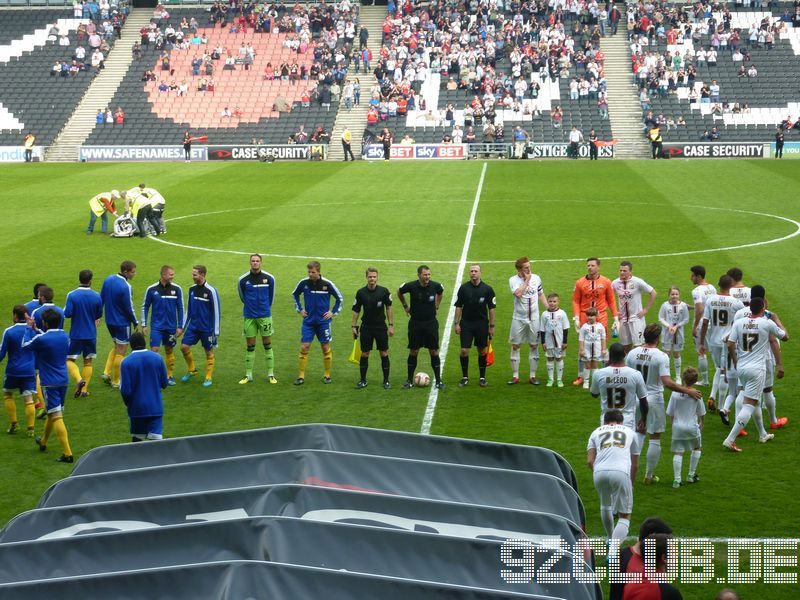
{"left": 420, "top": 162, "right": 488, "bottom": 436}
{"left": 152, "top": 206, "right": 800, "bottom": 266}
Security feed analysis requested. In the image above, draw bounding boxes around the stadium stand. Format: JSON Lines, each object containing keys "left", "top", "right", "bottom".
{"left": 0, "top": 7, "right": 125, "bottom": 148}
{"left": 358, "top": 0, "right": 615, "bottom": 146}
{"left": 628, "top": 1, "right": 800, "bottom": 142}
{"left": 84, "top": 3, "right": 357, "bottom": 146}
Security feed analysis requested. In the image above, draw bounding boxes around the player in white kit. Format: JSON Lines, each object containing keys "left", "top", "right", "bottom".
{"left": 626, "top": 324, "right": 702, "bottom": 484}
{"left": 699, "top": 275, "right": 744, "bottom": 414}
{"left": 587, "top": 409, "right": 641, "bottom": 541}
{"left": 666, "top": 367, "right": 705, "bottom": 488}
{"left": 727, "top": 267, "right": 751, "bottom": 307}
{"left": 539, "top": 293, "right": 571, "bottom": 387}
{"left": 658, "top": 286, "right": 690, "bottom": 383}
{"left": 723, "top": 297, "right": 788, "bottom": 452}
{"left": 578, "top": 307, "right": 607, "bottom": 390}
{"left": 611, "top": 261, "right": 657, "bottom": 353}
{"left": 591, "top": 342, "right": 649, "bottom": 432}
{"left": 507, "top": 257, "right": 547, "bottom": 385}
{"left": 690, "top": 265, "right": 716, "bottom": 386}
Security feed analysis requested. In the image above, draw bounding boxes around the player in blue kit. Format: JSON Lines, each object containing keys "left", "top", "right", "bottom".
{"left": 1, "top": 305, "right": 37, "bottom": 436}
{"left": 180, "top": 265, "right": 220, "bottom": 387}
{"left": 142, "top": 265, "right": 184, "bottom": 386}
{"left": 238, "top": 254, "right": 277, "bottom": 385}
{"left": 120, "top": 332, "right": 168, "bottom": 441}
{"left": 100, "top": 260, "right": 138, "bottom": 387}
{"left": 22, "top": 309, "right": 74, "bottom": 463}
{"left": 23, "top": 283, "right": 49, "bottom": 417}
{"left": 30, "top": 286, "right": 65, "bottom": 330}
{"left": 292, "top": 261, "right": 343, "bottom": 385}
{"left": 64, "top": 270, "right": 103, "bottom": 397}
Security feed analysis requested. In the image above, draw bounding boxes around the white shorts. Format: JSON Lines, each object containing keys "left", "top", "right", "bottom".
{"left": 764, "top": 359, "right": 774, "bottom": 388}
{"left": 671, "top": 436, "right": 701, "bottom": 453}
{"left": 509, "top": 319, "right": 539, "bottom": 346}
{"left": 709, "top": 344, "right": 725, "bottom": 370}
{"left": 646, "top": 400, "right": 666, "bottom": 434}
{"left": 582, "top": 341, "right": 604, "bottom": 362}
{"left": 594, "top": 469, "right": 633, "bottom": 514}
{"left": 544, "top": 346, "right": 564, "bottom": 359}
{"left": 661, "top": 327, "right": 685, "bottom": 351}
{"left": 737, "top": 365, "right": 766, "bottom": 401}
{"left": 619, "top": 318, "right": 645, "bottom": 347}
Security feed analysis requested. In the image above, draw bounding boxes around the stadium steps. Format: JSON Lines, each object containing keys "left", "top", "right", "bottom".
{"left": 600, "top": 32, "right": 651, "bottom": 160}
{"left": 327, "top": 5, "right": 384, "bottom": 161}
{"left": 45, "top": 8, "right": 152, "bottom": 162}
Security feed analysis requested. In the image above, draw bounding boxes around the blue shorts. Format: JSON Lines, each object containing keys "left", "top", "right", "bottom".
{"left": 150, "top": 329, "right": 177, "bottom": 348}
{"left": 130, "top": 416, "right": 163, "bottom": 440}
{"left": 43, "top": 386, "right": 67, "bottom": 413}
{"left": 182, "top": 328, "right": 217, "bottom": 350}
{"left": 68, "top": 339, "right": 97, "bottom": 359}
{"left": 107, "top": 324, "right": 131, "bottom": 344}
{"left": 301, "top": 320, "right": 332, "bottom": 344}
{"left": 3, "top": 375, "right": 36, "bottom": 396}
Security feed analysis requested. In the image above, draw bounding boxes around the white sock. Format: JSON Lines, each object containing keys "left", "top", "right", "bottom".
{"left": 612, "top": 517, "right": 630, "bottom": 542}
{"left": 636, "top": 431, "right": 646, "bottom": 453}
{"left": 718, "top": 374, "right": 729, "bottom": 405}
{"left": 673, "top": 454, "right": 683, "bottom": 481}
{"left": 722, "top": 377, "right": 737, "bottom": 412}
{"left": 555, "top": 359, "right": 564, "bottom": 381}
{"left": 510, "top": 348, "right": 520, "bottom": 378}
{"left": 646, "top": 439, "right": 661, "bottom": 477}
{"left": 698, "top": 355, "right": 709, "bottom": 382}
{"left": 689, "top": 449, "right": 701, "bottom": 475}
{"left": 588, "top": 368, "right": 595, "bottom": 384}
{"left": 529, "top": 352, "right": 539, "bottom": 379}
{"left": 735, "top": 390, "right": 744, "bottom": 416}
{"left": 752, "top": 404, "right": 768, "bottom": 437}
{"left": 674, "top": 356, "right": 682, "bottom": 379}
{"left": 711, "top": 370, "right": 720, "bottom": 402}
{"left": 600, "top": 507, "right": 614, "bottom": 538}
{"left": 578, "top": 357, "right": 584, "bottom": 378}
{"left": 763, "top": 391, "right": 777, "bottom": 424}
{"left": 546, "top": 361, "right": 554, "bottom": 380}
{"left": 726, "top": 403, "right": 755, "bottom": 444}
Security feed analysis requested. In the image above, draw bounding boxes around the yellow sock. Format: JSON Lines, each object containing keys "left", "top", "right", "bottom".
{"left": 52, "top": 416, "right": 72, "bottom": 458}
{"left": 82, "top": 364, "right": 93, "bottom": 392}
{"left": 323, "top": 349, "right": 333, "bottom": 378}
{"left": 112, "top": 353, "right": 125, "bottom": 386}
{"left": 298, "top": 350, "right": 309, "bottom": 379}
{"left": 104, "top": 348, "right": 116, "bottom": 377}
{"left": 4, "top": 393, "right": 17, "bottom": 424}
{"left": 66, "top": 359, "right": 82, "bottom": 384}
{"left": 205, "top": 353, "right": 215, "bottom": 380}
{"left": 35, "top": 375, "right": 44, "bottom": 405}
{"left": 42, "top": 414, "right": 54, "bottom": 445}
{"left": 24, "top": 402, "right": 35, "bottom": 430}
{"left": 182, "top": 347, "right": 196, "bottom": 372}
{"left": 165, "top": 351, "right": 175, "bottom": 377}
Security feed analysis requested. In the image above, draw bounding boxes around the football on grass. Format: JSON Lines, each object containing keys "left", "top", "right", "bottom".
{"left": 414, "top": 372, "right": 431, "bottom": 387}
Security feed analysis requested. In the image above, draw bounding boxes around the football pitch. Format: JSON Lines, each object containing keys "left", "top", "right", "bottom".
{"left": 1, "top": 159, "right": 798, "bottom": 598}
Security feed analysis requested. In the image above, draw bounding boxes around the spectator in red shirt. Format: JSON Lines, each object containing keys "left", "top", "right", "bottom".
{"left": 114, "top": 106, "right": 125, "bottom": 127}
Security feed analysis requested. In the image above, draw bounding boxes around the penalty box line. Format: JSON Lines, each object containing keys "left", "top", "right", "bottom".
{"left": 420, "top": 162, "right": 488, "bottom": 435}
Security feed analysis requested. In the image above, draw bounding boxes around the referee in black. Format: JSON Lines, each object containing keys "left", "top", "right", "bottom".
{"left": 454, "top": 264, "right": 496, "bottom": 387}
{"left": 351, "top": 267, "right": 394, "bottom": 389}
{"left": 397, "top": 265, "right": 444, "bottom": 389}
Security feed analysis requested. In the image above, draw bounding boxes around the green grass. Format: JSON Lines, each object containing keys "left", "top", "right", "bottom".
{"left": 1, "top": 160, "right": 798, "bottom": 598}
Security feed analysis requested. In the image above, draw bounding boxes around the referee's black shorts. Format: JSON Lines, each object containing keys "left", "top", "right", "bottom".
{"left": 360, "top": 326, "right": 389, "bottom": 352}
{"left": 408, "top": 319, "right": 439, "bottom": 350}
{"left": 460, "top": 320, "right": 489, "bottom": 349}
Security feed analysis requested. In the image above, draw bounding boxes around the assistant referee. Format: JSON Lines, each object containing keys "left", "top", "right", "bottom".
{"left": 351, "top": 267, "right": 393, "bottom": 389}
{"left": 454, "top": 264, "right": 496, "bottom": 387}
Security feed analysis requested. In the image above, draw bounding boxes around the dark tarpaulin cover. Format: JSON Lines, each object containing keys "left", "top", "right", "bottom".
{"left": 72, "top": 423, "right": 577, "bottom": 489}
{"left": 0, "top": 516, "right": 602, "bottom": 599}
{"left": 40, "top": 449, "right": 585, "bottom": 526}
{"left": 0, "top": 560, "right": 557, "bottom": 600}
{"left": 2, "top": 483, "right": 585, "bottom": 544}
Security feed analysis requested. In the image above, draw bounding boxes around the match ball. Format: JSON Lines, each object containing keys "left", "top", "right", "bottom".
{"left": 414, "top": 372, "right": 431, "bottom": 387}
